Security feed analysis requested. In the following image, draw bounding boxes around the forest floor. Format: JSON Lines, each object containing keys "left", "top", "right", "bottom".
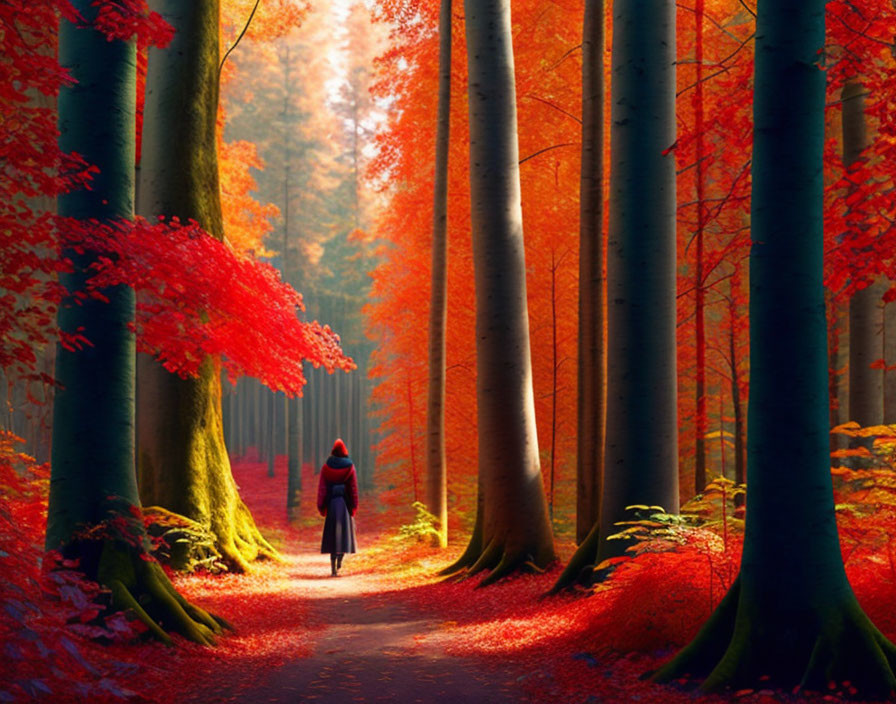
{"left": 147, "top": 459, "right": 894, "bottom": 704}
{"left": 6, "top": 454, "right": 896, "bottom": 703}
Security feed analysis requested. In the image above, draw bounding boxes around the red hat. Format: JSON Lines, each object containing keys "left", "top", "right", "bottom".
{"left": 331, "top": 439, "right": 349, "bottom": 457}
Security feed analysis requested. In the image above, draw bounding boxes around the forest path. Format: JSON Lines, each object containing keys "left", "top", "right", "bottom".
{"left": 234, "top": 543, "right": 529, "bottom": 704}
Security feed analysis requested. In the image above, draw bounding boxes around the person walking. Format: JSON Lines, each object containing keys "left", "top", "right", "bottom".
{"left": 317, "top": 438, "right": 358, "bottom": 576}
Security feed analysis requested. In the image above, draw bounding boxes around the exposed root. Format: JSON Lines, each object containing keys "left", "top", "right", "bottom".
{"left": 97, "top": 539, "right": 228, "bottom": 646}
{"left": 476, "top": 552, "right": 523, "bottom": 588}
{"left": 650, "top": 577, "right": 740, "bottom": 684}
{"left": 521, "top": 559, "right": 546, "bottom": 574}
{"left": 652, "top": 578, "right": 896, "bottom": 700}
{"left": 546, "top": 521, "right": 601, "bottom": 595}
{"left": 467, "top": 538, "right": 501, "bottom": 578}
{"left": 437, "top": 506, "right": 483, "bottom": 577}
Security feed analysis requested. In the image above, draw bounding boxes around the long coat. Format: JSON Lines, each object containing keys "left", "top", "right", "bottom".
{"left": 317, "top": 455, "right": 359, "bottom": 554}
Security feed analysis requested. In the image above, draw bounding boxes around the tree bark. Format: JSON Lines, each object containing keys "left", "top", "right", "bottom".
{"left": 48, "top": 1, "right": 224, "bottom": 645}
{"left": 693, "top": 0, "right": 708, "bottom": 496}
{"left": 885, "top": 300, "right": 896, "bottom": 422}
{"left": 575, "top": 0, "right": 606, "bottom": 546}
{"left": 424, "top": 0, "right": 451, "bottom": 549}
{"left": 844, "top": 81, "right": 883, "bottom": 433}
{"left": 598, "top": 0, "right": 679, "bottom": 566}
{"left": 653, "top": 3, "right": 896, "bottom": 695}
{"left": 136, "top": 0, "right": 276, "bottom": 573}
{"left": 549, "top": 0, "right": 607, "bottom": 595}
{"left": 448, "top": 0, "right": 556, "bottom": 584}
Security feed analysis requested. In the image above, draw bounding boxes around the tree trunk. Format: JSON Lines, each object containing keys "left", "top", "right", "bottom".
{"left": 844, "top": 81, "right": 883, "bottom": 434}
{"left": 653, "top": 3, "right": 896, "bottom": 695}
{"left": 885, "top": 300, "right": 896, "bottom": 422}
{"left": 693, "top": 0, "right": 708, "bottom": 496}
{"left": 136, "top": 0, "right": 276, "bottom": 573}
{"left": 424, "top": 0, "right": 451, "bottom": 549}
{"left": 448, "top": 0, "right": 555, "bottom": 585}
{"left": 551, "top": 0, "right": 606, "bottom": 594}
{"left": 267, "top": 391, "right": 276, "bottom": 477}
{"left": 828, "top": 293, "right": 846, "bottom": 456}
{"left": 48, "top": 1, "right": 224, "bottom": 645}
{"left": 575, "top": 0, "right": 606, "bottom": 546}
{"left": 598, "top": 0, "right": 679, "bottom": 566}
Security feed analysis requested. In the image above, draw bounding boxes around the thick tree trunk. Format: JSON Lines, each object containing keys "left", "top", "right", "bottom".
{"left": 653, "top": 3, "right": 896, "bottom": 695}
{"left": 136, "top": 0, "right": 276, "bottom": 573}
{"left": 598, "top": 0, "right": 679, "bottom": 565}
{"left": 575, "top": 0, "right": 606, "bottom": 546}
{"left": 48, "top": 2, "right": 223, "bottom": 645}
{"left": 424, "top": 0, "right": 451, "bottom": 549}
{"left": 448, "top": 0, "right": 555, "bottom": 585}
{"left": 844, "top": 82, "right": 883, "bottom": 433}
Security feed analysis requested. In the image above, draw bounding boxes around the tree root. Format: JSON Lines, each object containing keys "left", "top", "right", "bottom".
{"left": 437, "top": 506, "right": 483, "bottom": 578}
{"left": 97, "top": 539, "right": 230, "bottom": 646}
{"left": 652, "top": 577, "right": 896, "bottom": 699}
{"left": 546, "top": 520, "right": 601, "bottom": 595}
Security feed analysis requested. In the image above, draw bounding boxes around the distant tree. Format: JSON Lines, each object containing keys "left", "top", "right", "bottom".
{"left": 843, "top": 81, "right": 883, "bottom": 433}
{"left": 136, "top": 0, "right": 276, "bottom": 572}
{"left": 444, "top": 0, "right": 555, "bottom": 585}
{"left": 47, "top": 0, "right": 224, "bottom": 644}
{"left": 654, "top": 1, "right": 896, "bottom": 695}
{"left": 424, "top": 0, "right": 452, "bottom": 548}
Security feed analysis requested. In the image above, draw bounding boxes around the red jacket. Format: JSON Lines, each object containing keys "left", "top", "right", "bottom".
{"left": 317, "top": 457, "right": 359, "bottom": 517}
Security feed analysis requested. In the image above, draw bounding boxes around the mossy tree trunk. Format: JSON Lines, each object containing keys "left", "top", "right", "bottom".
{"left": 424, "top": 0, "right": 451, "bottom": 549}
{"left": 48, "top": 1, "right": 224, "bottom": 645}
{"left": 445, "top": 0, "right": 556, "bottom": 585}
{"left": 653, "top": 2, "right": 896, "bottom": 696}
{"left": 551, "top": 0, "right": 606, "bottom": 593}
{"left": 598, "top": 0, "right": 679, "bottom": 566}
{"left": 136, "top": 0, "right": 276, "bottom": 573}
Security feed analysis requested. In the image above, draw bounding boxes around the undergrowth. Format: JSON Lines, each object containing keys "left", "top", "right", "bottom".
{"left": 5, "top": 428, "right": 896, "bottom": 703}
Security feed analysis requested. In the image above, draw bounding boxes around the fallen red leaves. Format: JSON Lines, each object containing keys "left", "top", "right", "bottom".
{"left": 5, "top": 445, "right": 896, "bottom": 703}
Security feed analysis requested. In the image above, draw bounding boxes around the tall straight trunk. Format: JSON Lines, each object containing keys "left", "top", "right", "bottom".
{"left": 550, "top": 0, "right": 609, "bottom": 593}
{"left": 447, "top": 0, "right": 555, "bottom": 585}
{"left": 844, "top": 82, "right": 883, "bottom": 432}
{"left": 424, "top": 0, "right": 451, "bottom": 548}
{"left": 654, "top": 2, "right": 896, "bottom": 695}
{"left": 574, "top": 0, "right": 606, "bottom": 546}
{"left": 267, "top": 391, "right": 276, "bottom": 477}
{"left": 48, "top": 2, "right": 223, "bottom": 645}
{"left": 693, "top": 0, "right": 708, "bottom": 496}
{"left": 48, "top": 0, "right": 140, "bottom": 555}
{"left": 885, "top": 300, "right": 896, "bottom": 422}
{"left": 598, "top": 0, "right": 678, "bottom": 565}
{"left": 136, "top": 0, "right": 276, "bottom": 572}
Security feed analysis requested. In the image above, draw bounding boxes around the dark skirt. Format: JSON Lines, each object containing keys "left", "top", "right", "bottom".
{"left": 320, "top": 494, "right": 357, "bottom": 555}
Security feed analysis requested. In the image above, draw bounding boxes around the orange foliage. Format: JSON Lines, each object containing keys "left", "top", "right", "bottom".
{"left": 218, "top": 0, "right": 307, "bottom": 257}
{"left": 367, "top": 0, "right": 583, "bottom": 531}
{"left": 219, "top": 139, "right": 280, "bottom": 257}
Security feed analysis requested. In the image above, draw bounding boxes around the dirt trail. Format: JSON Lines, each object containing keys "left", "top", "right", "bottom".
{"left": 236, "top": 547, "right": 529, "bottom": 704}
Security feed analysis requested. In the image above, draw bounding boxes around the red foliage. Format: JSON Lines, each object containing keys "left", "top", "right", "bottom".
{"left": 90, "top": 0, "right": 174, "bottom": 47}
{"left": 0, "top": 432, "right": 147, "bottom": 702}
{"left": 59, "top": 216, "right": 354, "bottom": 395}
{"left": 823, "top": 0, "right": 896, "bottom": 302}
